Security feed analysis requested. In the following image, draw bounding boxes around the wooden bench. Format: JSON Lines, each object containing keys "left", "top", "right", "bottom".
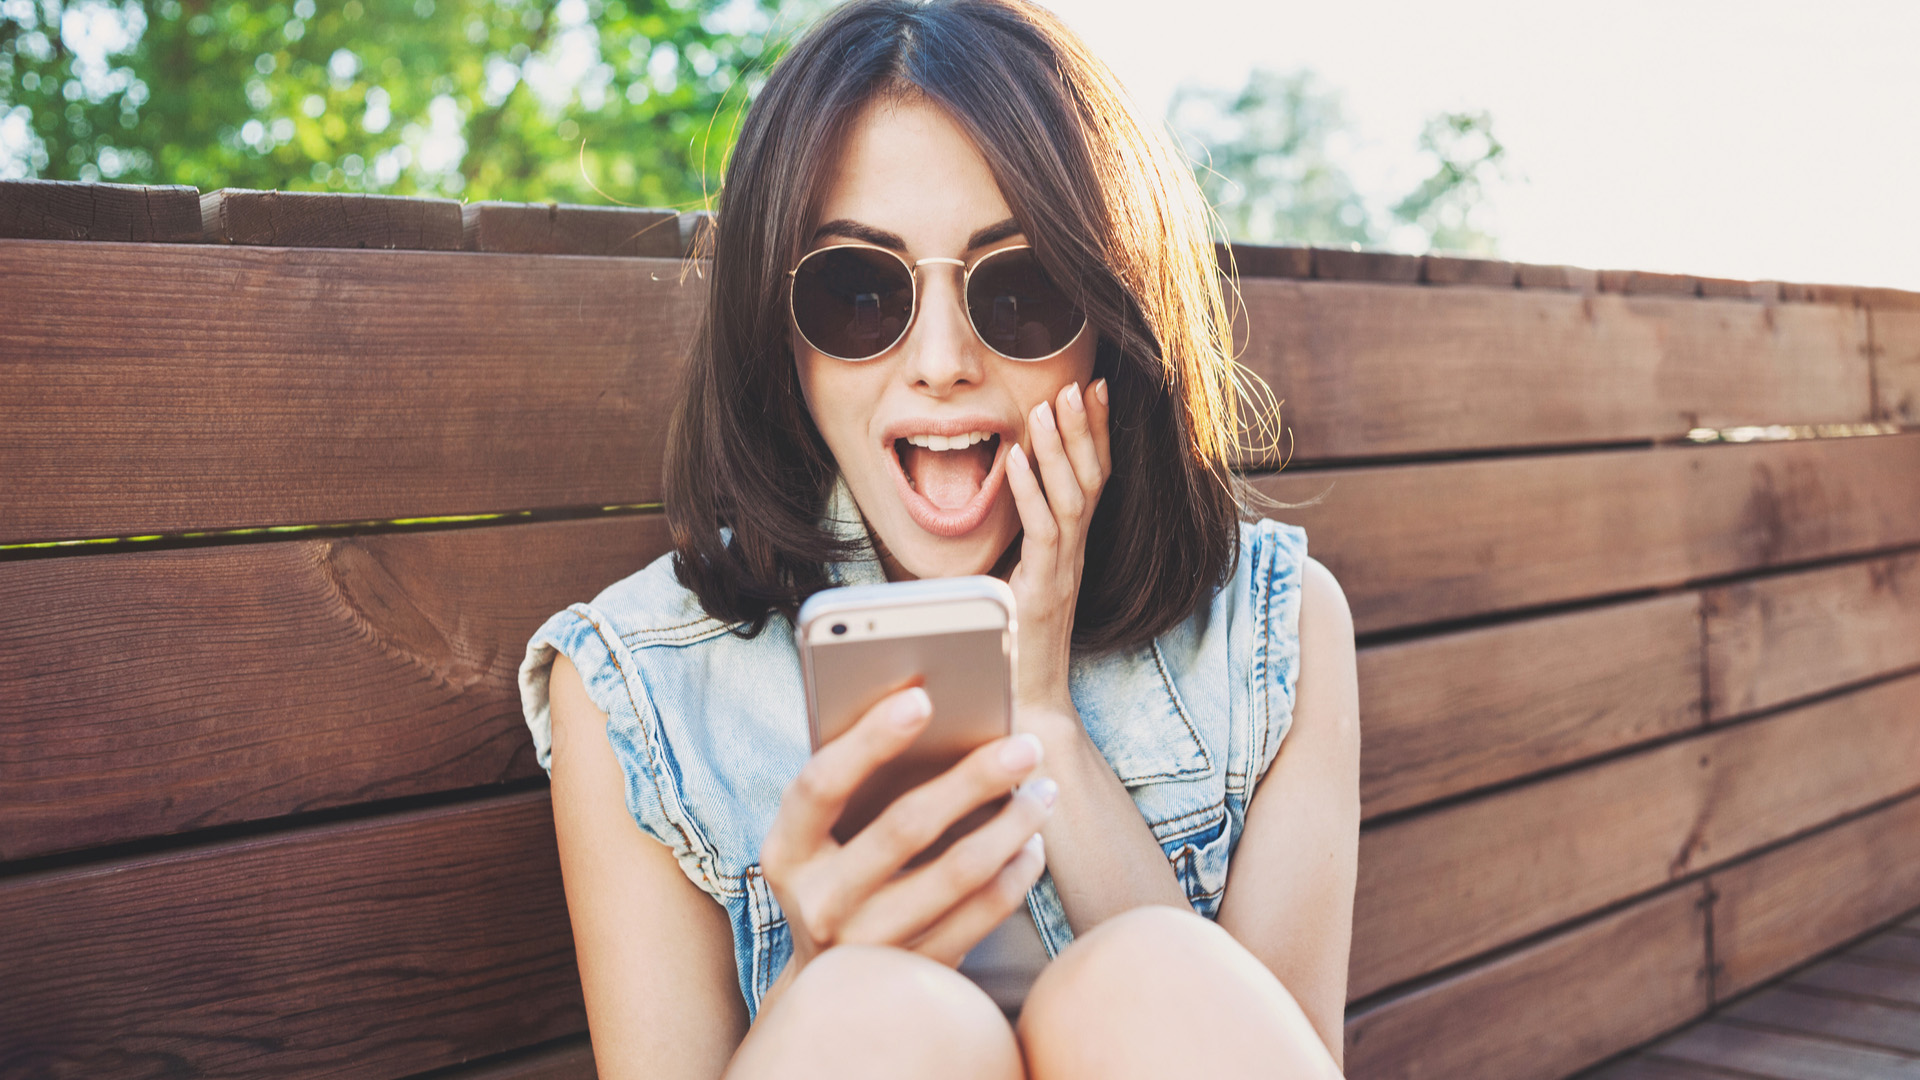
{"left": 3, "top": 177, "right": 1918, "bottom": 1080}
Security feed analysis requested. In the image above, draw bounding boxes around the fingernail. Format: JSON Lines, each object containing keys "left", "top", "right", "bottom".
{"left": 894, "top": 686, "right": 931, "bottom": 727}
{"left": 1032, "top": 401, "right": 1054, "bottom": 431}
{"left": 1022, "top": 776, "right": 1058, "bottom": 809}
{"left": 1009, "top": 442, "right": 1028, "bottom": 470}
{"left": 1093, "top": 378, "right": 1108, "bottom": 406}
{"left": 1063, "top": 382, "right": 1084, "bottom": 413}
{"left": 1000, "top": 732, "right": 1042, "bottom": 771}
{"left": 1023, "top": 831, "right": 1046, "bottom": 862}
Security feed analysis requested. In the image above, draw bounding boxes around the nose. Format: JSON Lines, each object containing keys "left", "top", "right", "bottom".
{"left": 901, "top": 259, "right": 984, "bottom": 396}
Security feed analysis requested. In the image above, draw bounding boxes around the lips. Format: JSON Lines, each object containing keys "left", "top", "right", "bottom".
{"left": 881, "top": 418, "right": 1013, "bottom": 538}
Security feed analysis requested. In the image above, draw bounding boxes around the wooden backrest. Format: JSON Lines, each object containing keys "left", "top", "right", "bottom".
{"left": 4, "top": 178, "right": 1919, "bottom": 1080}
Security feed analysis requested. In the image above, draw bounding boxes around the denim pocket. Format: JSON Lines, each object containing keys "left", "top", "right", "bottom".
{"left": 1157, "top": 802, "right": 1230, "bottom": 919}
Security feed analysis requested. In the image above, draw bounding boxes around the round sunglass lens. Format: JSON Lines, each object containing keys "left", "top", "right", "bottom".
{"left": 967, "top": 249, "right": 1086, "bottom": 360}
{"left": 792, "top": 247, "right": 915, "bottom": 360}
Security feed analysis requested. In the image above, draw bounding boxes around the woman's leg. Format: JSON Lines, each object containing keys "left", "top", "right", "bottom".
{"left": 1016, "top": 906, "right": 1344, "bottom": 1079}
{"left": 726, "top": 945, "right": 1024, "bottom": 1080}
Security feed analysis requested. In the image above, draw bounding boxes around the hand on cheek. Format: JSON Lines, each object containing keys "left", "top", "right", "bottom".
{"left": 1005, "top": 377, "right": 1111, "bottom": 717}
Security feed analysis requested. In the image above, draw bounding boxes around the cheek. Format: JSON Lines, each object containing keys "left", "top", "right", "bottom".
{"left": 793, "top": 351, "right": 878, "bottom": 457}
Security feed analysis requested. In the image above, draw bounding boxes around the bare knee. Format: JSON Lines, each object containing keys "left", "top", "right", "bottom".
{"left": 730, "top": 946, "right": 1019, "bottom": 1080}
{"left": 1019, "top": 906, "right": 1338, "bottom": 1079}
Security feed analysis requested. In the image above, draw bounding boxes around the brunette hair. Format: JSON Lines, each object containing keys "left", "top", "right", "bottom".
{"left": 665, "top": 0, "right": 1263, "bottom": 651}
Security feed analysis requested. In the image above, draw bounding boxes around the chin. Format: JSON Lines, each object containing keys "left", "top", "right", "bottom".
{"left": 872, "top": 501, "right": 1020, "bottom": 581}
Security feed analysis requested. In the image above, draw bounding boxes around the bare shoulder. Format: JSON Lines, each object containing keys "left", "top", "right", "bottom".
{"left": 1296, "top": 556, "right": 1359, "bottom": 738}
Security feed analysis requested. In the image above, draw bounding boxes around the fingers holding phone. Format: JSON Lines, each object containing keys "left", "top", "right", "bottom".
{"left": 762, "top": 685, "right": 1051, "bottom": 971}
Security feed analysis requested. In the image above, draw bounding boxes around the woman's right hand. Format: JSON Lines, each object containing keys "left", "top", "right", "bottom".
{"left": 759, "top": 685, "right": 1055, "bottom": 973}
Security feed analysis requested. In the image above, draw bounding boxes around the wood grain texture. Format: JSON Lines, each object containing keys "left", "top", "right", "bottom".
{"left": 1793, "top": 957, "right": 1920, "bottom": 1008}
{"left": 1854, "top": 931, "right": 1920, "bottom": 970}
{"left": 1696, "top": 276, "right": 1784, "bottom": 302}
{"left": 1238, "top": 279, "right": 1873, "bottom": 463}
{"left": 461, "top": 202, "right": 680, "bottom": 257}
{"left": 0, "top": 240, "right": 703, "bottom": 544}
{"left": 1709, "top": 792, "right": 1920, "bottom": 997}
{"left": 1514, "top": 263, "right": 1598, "bottom": 291}
{"left": 1420, "top": 254, "right": 1516, "bottom": 287}
{"left": 1874, "top": 308, "right": 1920, "bottom": 425}
{"left": 1349, "top": 672, "right": 1920, "bottom": 999}
{"left": 1218, "top": 242, "right": 1311, "bottom": 279}
{"left": 1259, "top": 433, "right": 1920, "bottom": 635}
{"left": 1344, "top": 883, "right": 1709, "bottom": 1080}
{"left": 1599, "top": 270, "right": 1700, "bottom": 297}
{"left": 202, "top": 189, "right": 464, "bottom": 249}
{"left": 0, "top": 514, "right": 668, "bottom": 861}
{"left": 1645, "top": 1021, "right": 1920, "bottom": 1080}
{"left": 438, "top": 1039, "right": 597, "bottom": 1080}
{"left": 0, "top": 179, "right": 202, "bottom": 242}
{"left": 1357, "top": 592, "right": 1704, "bottom": 820}
{"left": 1312, "top": 247, "right": 1423, "bottom": 283}
{"left": 1723, "top": 985, "right": 1920, "bottom": 1055}
{"left": 1581, "top": 1055, "right": 1746, "bottom": 1080}
{"left": 1704, "top": 550, "right": 1920, "bottom": 721}
{"left": 0, "top": 792, "right": 585, "bottom": 1080}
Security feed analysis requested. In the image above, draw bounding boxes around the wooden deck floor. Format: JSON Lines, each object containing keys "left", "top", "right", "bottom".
{"left": 1585, "top": 908, "right": 1920, "bottom": 1079}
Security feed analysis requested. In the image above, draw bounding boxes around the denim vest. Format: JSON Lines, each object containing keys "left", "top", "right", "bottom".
{"left": 519, "top": 481, "right": 1307, "bottom": 1018}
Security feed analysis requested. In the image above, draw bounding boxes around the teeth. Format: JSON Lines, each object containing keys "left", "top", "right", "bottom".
{"left": 903, "top": 431, "right": 993, "bottom": 450}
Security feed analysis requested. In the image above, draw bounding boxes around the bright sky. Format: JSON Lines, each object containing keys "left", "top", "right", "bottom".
{"left": 1038, "top": 0, "right": 1920, "bottom": 291}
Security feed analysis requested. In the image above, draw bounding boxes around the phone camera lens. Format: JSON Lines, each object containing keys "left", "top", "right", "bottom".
{"left": 831, "top": 623, "right": 847, "bottom": 636}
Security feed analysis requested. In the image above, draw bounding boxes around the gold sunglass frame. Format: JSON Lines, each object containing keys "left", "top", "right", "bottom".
{"left": 786, "top": 241, "right": 1088, "bottom": 363}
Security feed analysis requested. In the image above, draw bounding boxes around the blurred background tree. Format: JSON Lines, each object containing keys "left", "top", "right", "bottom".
{"left": 0, "top": 0, "right": 808, "bottom": 206}
{"left": 1169, "top": 66, "right": 1506, "bottom": 254}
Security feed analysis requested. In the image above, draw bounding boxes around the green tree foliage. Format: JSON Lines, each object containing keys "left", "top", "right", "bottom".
{"left": 0, "top": 0, "right": 796, "bottom": 206}
{"left": 1169, "top": 67, "right": 1506, "bottom": 254}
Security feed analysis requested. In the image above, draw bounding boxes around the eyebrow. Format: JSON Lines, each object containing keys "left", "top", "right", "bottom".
{"left": 810, "top": 216, "right": 1024, "bottom": 252}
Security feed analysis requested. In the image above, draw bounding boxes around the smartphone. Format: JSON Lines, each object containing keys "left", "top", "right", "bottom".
{"left": 797, "top": 576, "right": 1018, "bottom": 863}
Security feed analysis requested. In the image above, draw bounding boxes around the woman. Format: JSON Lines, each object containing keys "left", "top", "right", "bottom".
{"left": 518, "top": 1, "right": 1359, "bottom": 1076}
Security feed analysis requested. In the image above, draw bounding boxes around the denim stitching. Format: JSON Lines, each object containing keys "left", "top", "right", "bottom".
{"left": 575, "top": 609, "right": 741, "bottom": 899}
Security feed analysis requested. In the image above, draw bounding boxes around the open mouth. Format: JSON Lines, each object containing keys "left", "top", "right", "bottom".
{"left": 887, "top": 430, "right": 1009, "bottom": 538}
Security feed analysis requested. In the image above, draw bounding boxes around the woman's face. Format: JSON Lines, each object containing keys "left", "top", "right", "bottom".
{"left": 794, "top": 96, "right": 1098, "bottom": 580}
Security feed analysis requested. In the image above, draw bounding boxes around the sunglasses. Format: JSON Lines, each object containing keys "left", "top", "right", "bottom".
{"left": 788, "top": 242, "right": 1088, "bottom": 363}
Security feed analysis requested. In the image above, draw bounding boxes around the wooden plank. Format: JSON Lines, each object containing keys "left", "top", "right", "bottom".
{"left": 1599, "top": 269, "right": 1700, "bottom": 297}
{"left": 0, "top": 792, "right": 585, "bottom": 1079}
{"left": 1723, "top": 984, "right": 1920, "bottom": 1056}
{"left": 1793, "top": 958, "right": 1920, "bottom": 1008}
{"left": 1218, "top": 242, "right": 1311, "bottom": 279}
{"left": 1312, "top": 247, "right": 1423, "bottom": 283}
{"left": 1358, "top": 592, "right": 1703, "bottom": 820}
{"left": 1420, "top": 254, "right": 1515, "bottom": 287}
{"left": 1697, "top": 276, "right": 1784, "bottom": 302}
{"left": 202, "top": 189, "right": 465, "bottom": 250}
{"left": 1854, "top": 931, "right": 1920, "bottom": 970}
{"left": 1514, "top": 263, "right": 1598, "bottom": 291}
{"left": 442, "top": 1039, "right": 597, "bottom": 1080}
{"left": 1646, "top": 1021, "right": 1920, "bottom": 1080}
{"left": 1705, "top": 551, "right": 1920, "bottom": 721}
{"left": 1238, "top": 279, "right": 1873, "bottom": 463}
{"left": 461, "top": 201, "right": 680, "bottom": 257}
{"left": 1874, "top": 308, "right": 1920, "bottom": 425}
{"left": 0, "top": 179, "right": 202, "bottom": 242}
{"left": 678, "top": 210, "right": 714, "bottom": 258}
{"left": 0, "top": 514, "right": 668, "bottom": 861}
{"left": 1259, "top": 433, "right": 1920, "bottom": 635}
{"left": 1583, "top": 1056, "right": 1748, "bottom": 1080}
{"left": 0, "top": 240, "right": 702, "bottom": 544}
{"left": 1710, "top": 792, "right": 1920, "bottom": 997}
{"left": 1344, "top": 882, "right": 1709, "bottom": 1080}
{"left": 1350, "top": 672, "right": 1920, "bottom": 999}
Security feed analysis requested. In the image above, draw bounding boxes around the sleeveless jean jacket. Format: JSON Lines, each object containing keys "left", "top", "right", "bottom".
{"left": 519, "top": 480, "right": 1308, "bottom": 1019}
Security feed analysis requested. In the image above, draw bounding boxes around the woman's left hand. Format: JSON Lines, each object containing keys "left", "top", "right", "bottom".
{"left": 1005, "top": 377, "right": 1111, "bottom": 718}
